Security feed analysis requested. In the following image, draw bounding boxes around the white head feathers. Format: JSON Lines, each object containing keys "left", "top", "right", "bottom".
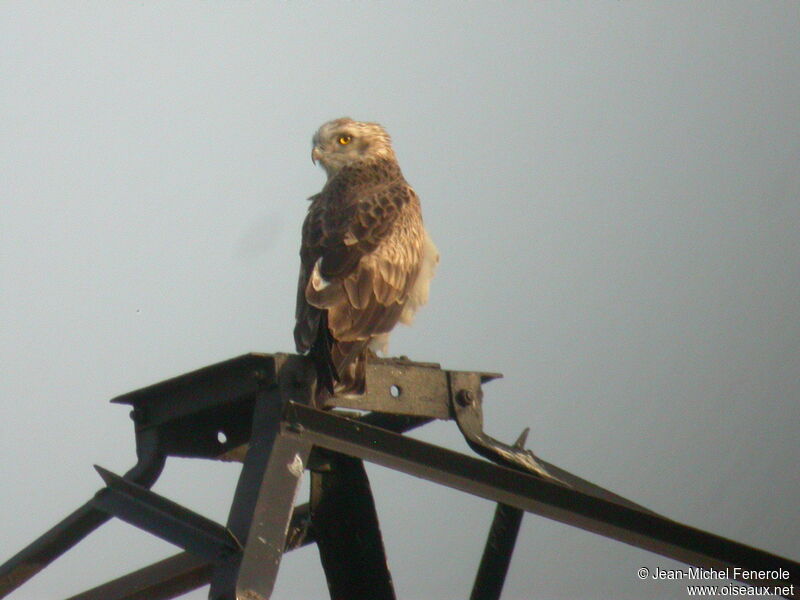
{"left": 311, "top": 117, "right": 397, "bottom": 178}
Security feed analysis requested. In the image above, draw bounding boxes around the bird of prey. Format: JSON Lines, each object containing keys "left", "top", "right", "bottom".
{"left": 294, "top": 118, "right": 438, "bottom": 397}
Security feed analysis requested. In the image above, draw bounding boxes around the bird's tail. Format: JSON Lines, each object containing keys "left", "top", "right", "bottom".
{"left": 309, "top": 311, "right": 338, "bottom": 396}
{"left": 309, "top": 311, "right": 369, "bottom": 398}
{"left": 330, "top": 342, "right": 368, "bottom": 397}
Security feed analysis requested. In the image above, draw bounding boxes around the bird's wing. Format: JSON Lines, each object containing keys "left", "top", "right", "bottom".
{"left": 294, "top": 193, "right": 325, "bottom": 354}
{"left": 294, "top": 177, "right": 424, "bottom": 352}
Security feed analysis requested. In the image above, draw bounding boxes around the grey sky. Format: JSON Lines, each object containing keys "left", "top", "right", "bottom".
{"left": 1, "top": 3, "right": 798, "bottom": 599}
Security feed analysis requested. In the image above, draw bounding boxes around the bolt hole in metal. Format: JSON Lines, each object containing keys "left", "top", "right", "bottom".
{"left": 217, "top": 430, "right": 227, "bottom": 444}
{"left": 390, "top": 384, "right": 402, "bottom": 398}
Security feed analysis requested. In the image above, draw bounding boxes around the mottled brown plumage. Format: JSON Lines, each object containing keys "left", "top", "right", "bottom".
{"left": 294, "top": 118, "right": 438, "bottom": 396}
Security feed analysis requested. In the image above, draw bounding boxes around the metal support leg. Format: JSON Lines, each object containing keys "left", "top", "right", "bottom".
{"left": 208, "top": 357, "right": 315, "bottom": 600}
{"left": 310, "top": 450, "right": 396, "bottom": 600}
{"left": 470, "top": 428, "right": 528, "bottom": 600}
{"left": 470, "top": 504, "right": 524, "bottom": 600}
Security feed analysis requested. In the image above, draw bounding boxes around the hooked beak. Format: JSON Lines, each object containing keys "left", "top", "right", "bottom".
{"left": 311, "top": 146, "right": 322, "bottom": 165}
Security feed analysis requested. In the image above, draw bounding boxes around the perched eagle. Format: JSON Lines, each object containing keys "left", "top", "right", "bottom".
{"left": 294, "top": 118, "right": 438, "bottom": 397}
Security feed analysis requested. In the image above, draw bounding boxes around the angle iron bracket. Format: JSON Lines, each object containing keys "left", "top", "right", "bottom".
{"left": 448, "top": 371, "right": 564, "bottom": 483}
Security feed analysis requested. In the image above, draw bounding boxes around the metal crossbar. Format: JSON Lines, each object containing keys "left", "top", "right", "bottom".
{"left": 0, "top": 353, "right": 796, "bottom": 600}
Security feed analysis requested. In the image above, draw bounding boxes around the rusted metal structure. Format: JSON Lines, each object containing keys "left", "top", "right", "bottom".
{"left": 0, "top": 353, "right": 797, "bottom": 599}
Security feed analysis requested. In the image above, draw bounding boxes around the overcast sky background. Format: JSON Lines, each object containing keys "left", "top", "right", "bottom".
{"left": 1, "top": 3, "right": 798, "bottom": 599}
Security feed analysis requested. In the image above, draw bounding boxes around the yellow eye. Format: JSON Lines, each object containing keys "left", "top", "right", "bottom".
{"left": 338, "top": 135, "right": 352, "bottom": 145}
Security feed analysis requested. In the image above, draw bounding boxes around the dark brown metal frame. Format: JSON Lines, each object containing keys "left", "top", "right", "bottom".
{"left": 0, "top": 353, "right": 797, "bottom": 600}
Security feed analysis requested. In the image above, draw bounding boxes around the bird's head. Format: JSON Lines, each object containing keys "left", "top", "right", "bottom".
{"left": 311, "top": 118, "right": 396, "bottom": 178}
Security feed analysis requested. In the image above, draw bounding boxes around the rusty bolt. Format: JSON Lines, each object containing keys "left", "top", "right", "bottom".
{"left": 456, "top": 389, "right": 474, "bottom": 406}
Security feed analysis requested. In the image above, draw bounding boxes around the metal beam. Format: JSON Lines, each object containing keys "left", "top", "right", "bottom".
{"left": 64, "top": 552, "right": 211, "bottom": 600}
{"left": 282, "top": 402, "right": 800, "bottom": 594}
{"left": 64, "top": 504, "right": 315, "bottom": 600}
{"left": 318, "top": 357, "right": 495, "bottom": 419}
{"left": 110, "top": 353, "right": 278, "bottom": 429}
{"left": 0, "top": 502, "right": 109, "bottom": 598}
{"left": 91, "top": 466, "right": 239, "bottom": 563}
